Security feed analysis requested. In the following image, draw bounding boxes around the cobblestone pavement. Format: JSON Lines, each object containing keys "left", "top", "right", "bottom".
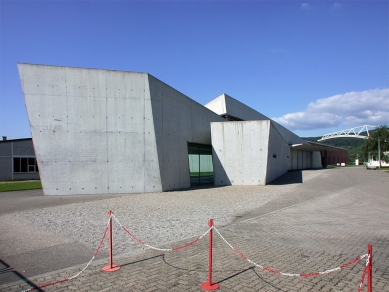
{"left": 0, "top": 166, "right": 388, "bottom": 291}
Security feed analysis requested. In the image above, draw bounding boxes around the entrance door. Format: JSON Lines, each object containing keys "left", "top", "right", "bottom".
{"left": 188, "top": 143, "right": 214, "bottom": 186}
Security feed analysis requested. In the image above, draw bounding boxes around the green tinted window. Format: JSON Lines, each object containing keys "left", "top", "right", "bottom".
{"left": 188, "top": 143, "right": 213, "bottom": 186}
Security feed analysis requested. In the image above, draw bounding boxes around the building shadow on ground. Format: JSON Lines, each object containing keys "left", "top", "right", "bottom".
{"left": 269, "top": 170, "right": 303, "bottom": 185}
{"left": 0, "top": 258, "right": 43, "bottom": 291}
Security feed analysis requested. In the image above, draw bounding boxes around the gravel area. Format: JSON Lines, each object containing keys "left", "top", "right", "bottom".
{"left": 3, "top": 170, "right": 327, "bottom": 256}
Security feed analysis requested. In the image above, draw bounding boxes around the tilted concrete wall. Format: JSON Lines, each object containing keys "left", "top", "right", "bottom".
{"left": 266, "top": 122, "right": 290, "bottom": 184}
{"left": 18, "top": 64, "right": 225, "bottom": 195}
{"left": 206, "top": 94, "right": 306, "bottom": 146}
{"left": 19, "top": 64, "right": 161, "bottom": 195}
{"left": 205, "top": 94, "right": 270, "bottom": 121}
{"left": 147, "top": 75, "right": 225, "bottom": 191}
{"left": 204, "top": 94, "right": 227, "bottom": 116}
{"left": 211, "top": 120, "right": 271, "bottom": 186}
{"left": 19, "top": 63, "right": 327, "bottom": 194}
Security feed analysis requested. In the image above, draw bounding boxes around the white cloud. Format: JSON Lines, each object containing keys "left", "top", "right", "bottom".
{"left": 301, "top": 3, "right": 310, "bottom": 10}
{"left": 333, "top": 3, "right": 344, "bottom": 10}
{"left": 273, "top": 89, "right": 389, "bottom": 131}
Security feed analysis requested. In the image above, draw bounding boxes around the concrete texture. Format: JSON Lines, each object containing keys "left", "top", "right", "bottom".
{"left": 211, "top": 120, "right": 314, "bottom": 186}
{"left": 147, "top": 75, "right": 225, "bottom": 191}
{"left": 18, "top": 63, "right": 344, "bottom": 196}
{"left": 205, "top": 94, "right": 306, "bottom": 146}
{"left": 205, "top": 93, "right": 270, "bottom": 121}
{"left": 266, "top": 122, "right": 290, "bottom": 183}
{"left": 1, "top": 166, "right": 388, "bottom": 291}
{"left": 18, "top": 64, "right": 224, "bottom": 196}
{"left": 211, "top": 121, "right": 272, "bottom": 185}
{"left": 18, "top": 64, "right": 161, "bottom": 196}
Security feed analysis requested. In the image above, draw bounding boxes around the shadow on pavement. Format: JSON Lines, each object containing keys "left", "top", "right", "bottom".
{"left": 251, "top": 268, "right": 288, "bottom": 292}
{"left": 120, "top": 254, "right": 163, "bottom": 268}
{"left": 0, "top": 258, "right": 43, "bottom": 291}
{"left": 269, "top": 170, "right": 303, "bottom": 185}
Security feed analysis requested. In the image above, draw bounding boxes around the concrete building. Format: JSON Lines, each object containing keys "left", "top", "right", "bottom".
{"left": 18, "top": 64, "right": 345, "bottom": 196}
{"left": 0, "top": 137, "right": 39, "bottom": 181}
{"left": 206, "top": 94, "right": 322, "bottom": 185}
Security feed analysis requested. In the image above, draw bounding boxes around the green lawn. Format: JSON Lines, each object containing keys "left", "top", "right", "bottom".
{"left": 0, "top": 180, "right": 42, "bottom": 192}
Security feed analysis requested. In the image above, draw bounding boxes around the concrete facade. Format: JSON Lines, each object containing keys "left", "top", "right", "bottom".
{"left": 205, "top": 94, "right": 306, "bottom": 146}
{"left": 211, "top": 120, "right": 292, "bottom": 185}
{"left": 209, "top": 94, "right": 323, "bottom": 186}
{"left": 18, "top": 64, "right": 344, "bottom": 195}
{"left": 0, "top": 138, "right": 39, "bottom": 181}
{"left": 18, "top": 64, "right": 224, "bottom": 195}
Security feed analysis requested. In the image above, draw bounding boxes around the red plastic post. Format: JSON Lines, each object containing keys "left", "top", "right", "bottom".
{"left": 368, "top": 244, "right": 372, "bottom": 292}
{"left": 102, "top": 210, "right": 120, "bottom": 272}
{"left": 201, "top": 219, "right": 219, "bottom": 290}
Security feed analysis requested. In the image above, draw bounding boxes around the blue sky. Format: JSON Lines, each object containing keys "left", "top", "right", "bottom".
{"left": 1, "top": 0, "right": 388, "bottom": 139}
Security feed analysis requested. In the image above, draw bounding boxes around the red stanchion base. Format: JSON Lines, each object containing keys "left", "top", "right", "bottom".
{"left": 201, "top": 282, "right": 219, "bottom": 290}
{"left": 102, "top": 265, "right": 120, "bottom": 272}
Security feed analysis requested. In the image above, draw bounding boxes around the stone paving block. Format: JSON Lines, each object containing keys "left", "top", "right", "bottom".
{"left": 1, "top": 168, "right": 388, "bottom": 291}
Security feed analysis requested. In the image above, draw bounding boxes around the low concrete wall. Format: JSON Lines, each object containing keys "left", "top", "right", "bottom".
{"left": 211, "top": 120, "right": 270, "bottom": 186}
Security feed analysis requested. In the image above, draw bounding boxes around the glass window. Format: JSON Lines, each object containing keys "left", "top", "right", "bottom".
{"left": 188, "top": 143, "right": 213, "bottom": 186}
{"left": 13, "top": 157, "right": 38, "bottom": 173}
{"left": 13, "top": 158, "right": 20, "bottom": 172}
{"left": 21, "top": 158, "right": 28, "bottom": 172}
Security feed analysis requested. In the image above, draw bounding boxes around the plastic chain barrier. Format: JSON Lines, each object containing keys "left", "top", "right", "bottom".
{"left": 213, "top": 226, "right": 368, "bottom": 277}
{"left": 112, "top": 213, "right": 212, "bottom": 252}
{"left": 358, "top": 254, "right": 370, "bottom": 292}
{"left": 21, "top": 215, "right": 112, "bottom": 292}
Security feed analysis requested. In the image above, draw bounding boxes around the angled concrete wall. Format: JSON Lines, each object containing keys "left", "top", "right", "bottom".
{"left": 266, "top": 122, "right": 290, "bottom": 183}
{"left": 19, "top": 64, "right": 161, "bottom": 195}
{"left": 18, "top": 64, "right": 225, "bottom": 195}
{"left": 211, "top": 120, "right": 271, "bottom": 186}
{"left": 206, "top": 93, "right": 306, "bottom": 146}
{"left": 211, "top": 120, "right": 317, "bottom": 185}
{"left": 147, "top": 75, "right": 225, "bottom": 191}
{"left": 19, "top": 64, "right": 327, "bottom": 195}
{"left": 205, "top": 94, "right": 270, "bottom": 121}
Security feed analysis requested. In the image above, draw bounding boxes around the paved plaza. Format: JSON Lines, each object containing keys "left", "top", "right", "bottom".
{"left": 0, "top": 166, "right": 388, "bottom": 291}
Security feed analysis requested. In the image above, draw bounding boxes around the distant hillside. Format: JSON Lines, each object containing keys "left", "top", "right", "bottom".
{"left": 302, "top": 136, "right": 366, "bottom": 162}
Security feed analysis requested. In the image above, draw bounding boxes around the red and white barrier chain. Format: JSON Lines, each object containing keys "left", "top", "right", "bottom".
{"left": 358, "top": 254, "right": 370, "bottom": 292}
{"left": 112, "top": 213, "right": 211, "bottom": 252}
{"left": 214, "top": 226, "right": 367, "bottom": 277}
{"left": 19, "top": 214, "right": 372, "bottom": 292}
{"left": 21, "top": 215, "right": 112, "bottom": 292}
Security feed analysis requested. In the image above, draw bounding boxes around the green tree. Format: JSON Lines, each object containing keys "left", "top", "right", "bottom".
{"left": 362, "top": 125, "right": 389, "bottom": 165}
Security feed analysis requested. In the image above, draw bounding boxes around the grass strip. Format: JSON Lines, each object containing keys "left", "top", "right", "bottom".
{"left": 0, "top": 180, "right": 42, "bottom": 192}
